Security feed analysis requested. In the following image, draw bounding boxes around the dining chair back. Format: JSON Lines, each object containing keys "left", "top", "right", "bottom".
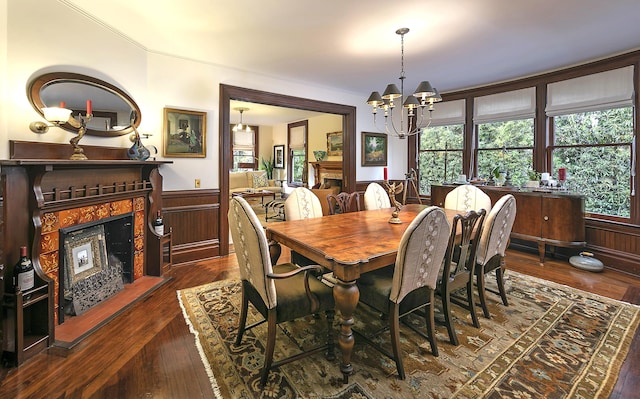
{"left": 364, "top": 182, "right": 391, "bottom": 210}
{"left": 356, "top": 206, "right": 451, "bottom": 379}
{"left": 327, "top": 192, "right": 362, "bottom": 215}
{"left": 284, "top": 187, "right": 323, "bottom": 220}
{"left": 228, "top": 196, "right": 335, "bottom": 387}
{"left": 436, "top": 209, "right": 486, "bottom": 346}
{"left": 475, "top": 194, "right": 516, "bottom": 318}
{"left": 444, "top": 184, "right": 491, "bottom": 213}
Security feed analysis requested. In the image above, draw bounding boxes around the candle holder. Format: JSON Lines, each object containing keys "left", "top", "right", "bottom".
{"left": 67, "top": 113, "right": 92, "bottom": 160}
{"left": 385, "top": 181, "right": 404, "bottom": 224}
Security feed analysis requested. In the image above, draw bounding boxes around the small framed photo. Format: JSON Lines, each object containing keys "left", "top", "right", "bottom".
{"left": 274, "top": 145, "right": 285, "bottom": 168}
{"left": 326, "top": 131, "right": 343, "bottom": 157}
{"left": 163, "top": 107, "right": 206, "bottom": 157}
{"left": 362, "top": 131, "right": 388, "bottom": 166}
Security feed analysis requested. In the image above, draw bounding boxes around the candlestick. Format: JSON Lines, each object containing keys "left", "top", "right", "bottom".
{"left": 384, "top": 167, "right": 388, "bottom": 181}
{"left": 86, "top": 99, "right": 92, "bottom": 115}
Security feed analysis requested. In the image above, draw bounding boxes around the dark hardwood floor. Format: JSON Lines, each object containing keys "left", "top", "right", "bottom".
{"left": 0, "top": 248, "right": 638, "bottom": 398}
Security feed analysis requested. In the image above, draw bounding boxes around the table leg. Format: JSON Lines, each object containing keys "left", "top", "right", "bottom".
{"left": 333, "top": 278, "right": 359, "bottom": 384}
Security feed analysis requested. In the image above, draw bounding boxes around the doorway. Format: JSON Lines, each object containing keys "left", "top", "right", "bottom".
{"left": 219, "top": 84, "right": 356, "bottom": 256}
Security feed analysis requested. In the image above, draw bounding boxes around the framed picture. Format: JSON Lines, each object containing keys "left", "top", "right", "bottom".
{"left": 274, "top": 145, "right": 285, "bottom": 168}
{"left": 362, "top": 131, "right": 388, "bottom": 166}
{"left": 326, "top": 131, "right": 343, "bottom": 156}
{"left": 163, "top": 107, "right": 206, "bottom": 157}
{"left": 63, "top": 225, "right": 108, "bottom": 288}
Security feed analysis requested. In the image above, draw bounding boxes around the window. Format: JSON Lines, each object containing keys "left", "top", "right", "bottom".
{"left": 547, "top": 66, "right": 634, "bottom": 219}
{"left": 288, "top": 120, "right": 308, "bottom": 186}
{"left": 552, "top": 108, "right": 633, "bottom": 218}
{"left": 231, "top": 126, "right": 258, "bottom": 170}
{"left": 418, "top": 99, "right": 465, "bottom": 195}
{"left": 477, "top": 119, "right": 534, "bottom": 187}
{"left": 418, "top": 125, "right": 464, "bottom": 195}
{"left": 474, "top": 88, "right": 536, "bottom": 186}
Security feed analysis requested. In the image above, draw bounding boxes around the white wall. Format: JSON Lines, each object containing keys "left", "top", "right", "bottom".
{"left": 2, "top": 0, "right": 409, "bottom": 190}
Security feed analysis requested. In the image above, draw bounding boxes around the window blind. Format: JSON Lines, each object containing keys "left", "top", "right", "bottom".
{"left": 233, "top": 130, "right": 254, "bottom": 150}
{"left": 546, "top": 66, "right": 634, "bottom": 116}
{"left": 473, "top": 87, "right": 536, "bottom": 123}
{"left": 429, "top": 99, "right": 465, "bottom": 126}
{"left": 289, "top": 125, "right": 306, "bottom": 149}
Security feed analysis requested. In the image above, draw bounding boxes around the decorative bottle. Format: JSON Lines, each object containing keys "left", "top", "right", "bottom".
{"left": 13, "top": 246, "right": 35, "bottom": 299}
{"left": 153, "top": 210, "right": 165, "bottom": 236}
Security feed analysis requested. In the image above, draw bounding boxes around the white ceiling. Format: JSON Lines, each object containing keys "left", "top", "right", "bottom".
{"left": 64, "top": 0, "right": 640, "bottom": 124}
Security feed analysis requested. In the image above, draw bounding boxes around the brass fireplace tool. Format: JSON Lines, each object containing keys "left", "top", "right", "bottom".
{"left": 385, "top": 181, "right": 404, "bottom": 224}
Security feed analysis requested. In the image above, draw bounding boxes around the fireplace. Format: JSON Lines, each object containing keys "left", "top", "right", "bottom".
{"left": 58, "top": 214, "right": 134, "bottom": 322}
{"left": 310, "top": 161, "right": 343, "bottom": 191}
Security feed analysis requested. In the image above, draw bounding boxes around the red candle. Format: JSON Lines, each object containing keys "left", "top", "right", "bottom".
{"left": 558, "top": 167, "right": 566, "bottom": 181}
{"left": 383, "top": 167, "right": 388, "bottom": 181}
{"left": 59, "top": 101, "right": 66, "bottom": 108}
{"left": 86, "top": 99, "right": 92, "bottom": 115}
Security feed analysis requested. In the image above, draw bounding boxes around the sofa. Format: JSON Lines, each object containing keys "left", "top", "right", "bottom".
{"left": 229, "top": 171, "right": 281, "bottom": 198}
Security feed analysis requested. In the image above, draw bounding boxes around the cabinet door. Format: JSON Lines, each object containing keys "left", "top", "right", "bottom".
{"left": 542, "top": 196, "right": 585, "bottom": 244}
{"left": 430, "top": 185, "right": 453, "bottom": 207}
{"left": 510, "top": 194, "right": 542, "bottom": 239}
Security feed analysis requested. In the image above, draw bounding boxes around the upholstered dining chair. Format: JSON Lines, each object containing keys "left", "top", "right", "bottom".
{"left": 475, "top": 194, "right": 516, "bottom": 318}
{"left": 228, "top": 196, "right": 335, "bottom": 387}
{"left": 364, "top": 182, "right": 391, "bottom": 210}
{"left": 436, "top": 209, "right": 486, "bottom": 346}
{"left": 284, "top": 187, "right": 324, "bottom": 220}
{"left": 327, "top": 192, "right": 362, "bottom": 215}
{"left": 284, "top": 187, "right": 324, "bottom": 266}
{"left": 444, "top": 184, "right": 491, "bottom": 213}
{"left": 356, "top": 206, "right": 451, "bottom": 379}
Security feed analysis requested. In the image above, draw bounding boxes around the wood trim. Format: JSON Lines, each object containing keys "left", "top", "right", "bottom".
{"left": 219, "top": 84, "right": 357, "bottom": 256}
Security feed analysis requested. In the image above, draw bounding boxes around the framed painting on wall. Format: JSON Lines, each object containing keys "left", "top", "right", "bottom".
{"left": 163, "top": 107, "right": 206, "bottom": 157}
{"left": 326, "top": 131, "right": 343, "bottom": 156}
{"left": 274, "top": 145, "right": 285, "bottom": 168}
{"left": 362, "top": 131, "right": 388, "bottom": 166}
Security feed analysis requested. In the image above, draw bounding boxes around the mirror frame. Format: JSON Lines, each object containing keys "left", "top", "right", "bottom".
{"left": 27, "top": 72, "right": 141, "bottom": 137}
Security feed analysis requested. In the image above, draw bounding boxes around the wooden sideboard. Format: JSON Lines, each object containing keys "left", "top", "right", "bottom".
{"left": 431, "top": 184, "right": 586, "bottom": 262}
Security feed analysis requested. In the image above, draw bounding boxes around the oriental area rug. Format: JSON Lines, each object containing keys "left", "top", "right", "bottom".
{"left": 177, "top": 271, "right": 640, "bottom": 399}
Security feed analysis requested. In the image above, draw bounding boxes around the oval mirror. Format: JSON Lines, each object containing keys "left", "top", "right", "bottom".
{"left": 27, "top": 72, "right": 141, "bottom": 137}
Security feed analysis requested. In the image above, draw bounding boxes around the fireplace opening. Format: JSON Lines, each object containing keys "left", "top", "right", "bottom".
{"left": 58, "top": 213, "right": 134, "bottom": 323}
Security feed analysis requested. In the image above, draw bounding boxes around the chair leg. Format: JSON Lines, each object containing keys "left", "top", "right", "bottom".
{"left": 467, "top": 282, "right": 480, "bottom": 328}
{"left": 424, "top": 290, "right": 439, "bottom": 357}
{"left": 325, "top": 310, "right": 336, "bottom": 361}
{"left": 496, "top": 262, "right": 509, "bottom": 306}
{"left": 477, "top": 268, "right": 491, "bottom": 319}
{"left": 442, "top": 289, "right": 458, "bottom": 346}
{"left": 235, "top": 286, "right": 249, "bottom": 346}
{"left": 260, "top": 310, "right": 278, "bottom": 387}
{"left": 388, "top": 303, "right": 405, "bottom": 380}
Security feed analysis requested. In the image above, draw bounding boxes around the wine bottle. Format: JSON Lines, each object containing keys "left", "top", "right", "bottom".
{"left": 153, "top": 210, "right": 164, "bottom": 236}
{"left": 14, "top": 246, "right": 35, "bottom": 299}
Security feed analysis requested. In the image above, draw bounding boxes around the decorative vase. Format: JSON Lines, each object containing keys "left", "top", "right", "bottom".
{"left": 313, "top": 150, "right": 327, "bottom": 162}
{"left": 127, "top": 134, "right": 151, "bottom": 161}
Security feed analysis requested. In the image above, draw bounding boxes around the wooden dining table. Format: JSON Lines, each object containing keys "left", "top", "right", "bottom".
{"left": 265, "top": 204, "right": 461, "bottom": 383}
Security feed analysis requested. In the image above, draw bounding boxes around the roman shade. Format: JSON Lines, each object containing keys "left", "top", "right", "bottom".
{"left": 289, "top": 125, "right": 306, "bottom": 149}
{"left": 473, "top": 87, "right": 536, "bottom": 123}
{"left": 233, "top": 130, "right": 254, "bottom": 150}
{"left": 429, "top": 99, "right": 466, "bottom": 127}
{"left": 545, "top": 66, "right": 634, "bottom": 116}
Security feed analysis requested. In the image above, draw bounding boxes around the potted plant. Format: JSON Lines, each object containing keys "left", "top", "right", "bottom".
{"left": 525, "top": 170, "right": 540, "bottom": 188}
{"left": 259, "top": 156, "right": 274, "bottom": 179}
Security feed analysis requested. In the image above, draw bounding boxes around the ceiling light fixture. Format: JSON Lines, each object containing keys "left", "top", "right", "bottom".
{"left": 366, "top": 28, "right": 442, "bottom": 139}
{"left": 232, "top": 107, "right": 253, "bottom": 133}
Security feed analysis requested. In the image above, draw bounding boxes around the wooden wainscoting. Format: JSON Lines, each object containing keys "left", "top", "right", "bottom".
{"left": 585, "top": 219, "right": 640, "bottom": 276}
{"left": 162, "top": 189, "right": 220, "bottom": 266}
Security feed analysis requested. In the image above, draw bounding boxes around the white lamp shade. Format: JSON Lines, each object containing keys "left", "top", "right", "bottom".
{"left": 43, "top": 107, "right": 72, "bottom": 123}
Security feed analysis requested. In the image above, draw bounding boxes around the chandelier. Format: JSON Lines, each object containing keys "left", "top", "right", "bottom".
{"left": 232, "top": 107, "right": 253, "bottom": 133}
{"left": 366, "top": 28, "right": 441, "bottom": 139}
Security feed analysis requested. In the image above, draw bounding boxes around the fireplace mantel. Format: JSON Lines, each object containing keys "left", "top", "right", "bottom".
{"left": 1, "top": 142, "right": 172, "bottom": 344}
{"left": 310, "top": 161, "right": 343, "bottom": 188}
